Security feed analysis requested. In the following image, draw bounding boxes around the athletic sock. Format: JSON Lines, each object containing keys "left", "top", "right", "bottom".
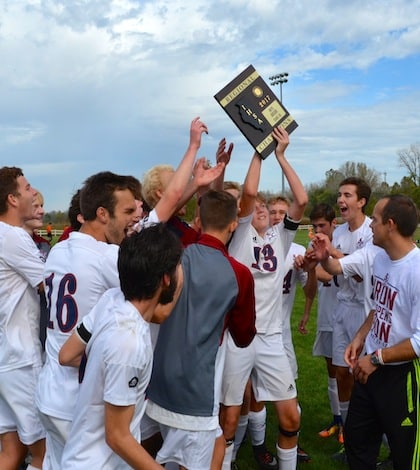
{"left": 232, "top": 413, "right": 249, "bottom": 460}
{"left": 339, "top": 400, "right": 349, "bottom": 425}
{"left": 328, "top": 377, "right": 340, "bottom": 417}
{"left": 26, "top": 465, "right": 41, "bottom": 470}
{"left": 276, "top": 444, "right": 297, "bottom": 470}
{"left": 221, "top": 439, "right": 234, "bottom": 470}
{"left": 248, "top": 407, "right": 267, "bottom": 446}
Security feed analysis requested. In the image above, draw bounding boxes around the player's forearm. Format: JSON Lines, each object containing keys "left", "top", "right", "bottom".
{"left": 107, "top": 432, "right": 163, "bottom": 469}
{"left": 353, "top": 310, "right": 375, "bottom": 344}
{"left": 320, "top": 256, "right": 343, "bottom": 276}
{"left": 303, "top": 268, "right": 317, "bottom": 301}
{"left": 381, "top": 339, "right": 418, "bottom": 364}
{"left": 276, "top": 154, "right": 307, "bottom": 221}
{"left": 239, "top": 153, "right": 261, "bottom": 217}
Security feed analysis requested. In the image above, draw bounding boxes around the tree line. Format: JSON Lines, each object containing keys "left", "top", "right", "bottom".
{"left": 44, "top": 143, "right": 420, "bottom": 226}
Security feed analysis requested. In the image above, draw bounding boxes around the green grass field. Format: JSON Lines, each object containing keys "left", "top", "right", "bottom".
{"left": 233, "top": 228, "right": 420, "bottom": 469}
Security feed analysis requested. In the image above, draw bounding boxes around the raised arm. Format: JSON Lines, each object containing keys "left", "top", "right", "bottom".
{"left": 238, "top": 152, "right": 262, "bottom": 217}
{"left": 211, "top": 138, "right": 234, "bottom": 191}
{"left": 174, "top": 157, "right": 226, "bottom": 211}
{"left": 273, "top": 127, "right": 308, "bottom": 221}
{"left": 154, "top": 117, "right": 214, "bottom": 222}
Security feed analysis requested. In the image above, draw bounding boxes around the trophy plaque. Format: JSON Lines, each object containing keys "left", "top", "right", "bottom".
{"left": 214, "top": 65, "right": 298, "bottom": 159}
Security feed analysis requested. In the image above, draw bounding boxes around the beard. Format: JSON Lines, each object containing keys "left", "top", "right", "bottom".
{"left": 158, "top": 271, "right": 178, "bottom": 305}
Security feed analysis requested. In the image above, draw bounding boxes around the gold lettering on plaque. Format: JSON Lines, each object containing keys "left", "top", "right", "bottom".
{"left": 256, "top": 135, "right": 274, "bottom": 153}
{"left": 219, "top": 71, "right": 259, "bottom": 107}
{"left": 280, "top": 115, "right": 294, "bottom": 129}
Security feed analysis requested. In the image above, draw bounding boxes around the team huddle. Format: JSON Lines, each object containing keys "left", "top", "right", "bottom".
{"left": 0, "top": 117, "right": 419, "bottom": 470}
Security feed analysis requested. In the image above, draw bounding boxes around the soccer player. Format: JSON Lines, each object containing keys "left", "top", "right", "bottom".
{"left": 23, "top": 190, "right": 51, "bottom": 352}
{"left": 0, "top": 167, "right": 45, "bottom": 470}
{"left": 220, "top": 126, "right": 308, "bottom": 470}
{"left": 308, "top": 204, "right": 343, "bottom": 440}
{"left": 59, "top": 223, "right": 183, "bottom": 469}
{"left": 343, "top": 195, "right": 420, "bottom": 469}
{"left": 35, "top": 171, "right": 139, "bottom": 469}
{"left": 304, "top": 178, "right": 373, "bottom": 461}
{"left": 146, "top": 189, "right": 256, "bottom": 470}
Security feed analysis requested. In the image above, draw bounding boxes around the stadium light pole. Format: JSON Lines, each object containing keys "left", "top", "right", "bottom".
{"left": 269, "top": 72, "right": 289, "bottom": 194}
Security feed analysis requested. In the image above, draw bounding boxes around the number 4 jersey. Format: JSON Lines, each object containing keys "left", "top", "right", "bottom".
{"left": 36, "top": 231, "right": 120, "bottom": 421}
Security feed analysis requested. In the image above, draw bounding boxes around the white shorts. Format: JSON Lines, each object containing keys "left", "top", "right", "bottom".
{"left": 0, "top": 365, "right": 45, "bottom": 445}
{"left": 332, "top": 303, "right": 366, "bottom": 367}
{"left": 156, "top": 424, "right": 218, "bottom": 470}
{"left": 38, "top": 413, "right": 71, "bottom": 470}
{"left": 221, "top": 333, "right": 297, "bottom": 405}
{"left": 312, "top": 330, "right": 333, "bottom": 358}
{"left": 282, "top": 326, "right": 298, "bottom": 380}
{"left": 140, "top": 411, "right": 160, "bottom": 441}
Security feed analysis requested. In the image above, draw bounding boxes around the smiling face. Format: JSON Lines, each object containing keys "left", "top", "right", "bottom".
{"left": 337, "top": 183, "right": 365, "bottom": 224}
{"left": 16, "top": 175, "right": 37, "bottom": 221}
{"left": 252, "top": 199, "right": 270, "bottom": 235}
{"left": 105, "top": 189, "right": 138, "bottom": 245}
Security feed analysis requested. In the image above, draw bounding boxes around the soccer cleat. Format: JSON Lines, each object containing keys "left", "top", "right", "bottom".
{"left": 332, "top": 445, "right": 348, "bottom": 465}
{"left": 337, "top": 425, "right": 344, "bottom": 444}
{"left": 252, "top": 443, "right": 278, "bottom": 470}
{"left": 297, "top": 445, "right": 311, "bottom": 463}
{"left": 318, "top": 422, "right": 339, "bottom": 438}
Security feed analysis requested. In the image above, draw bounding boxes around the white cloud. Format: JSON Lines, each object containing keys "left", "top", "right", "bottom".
{"left": 0, "top": 0, "right": 419, "bottom": 209}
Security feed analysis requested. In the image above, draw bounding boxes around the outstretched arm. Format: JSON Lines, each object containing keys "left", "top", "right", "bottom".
{"left": 175, "top": 157, "right": 226, "bottom": 211}
{"left": 211, "top": 138, "right": 234, "bottom": 191}
{"left": 154, "top": 117, "right": 222, "bottom": 222}
{"left": 238, "top": 152, "right": 262, "bottom": 217}
{"left": 273, "top": 127, "right": 308, "bottom": 221}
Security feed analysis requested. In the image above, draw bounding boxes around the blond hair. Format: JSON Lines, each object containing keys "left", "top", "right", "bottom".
{"left": 141, "top": 164, "right": 174, "bottom": 209}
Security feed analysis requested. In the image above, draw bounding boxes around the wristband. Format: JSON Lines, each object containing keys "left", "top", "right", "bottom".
{"left": 377, "top": 348, "right": 385, "bottom": 365}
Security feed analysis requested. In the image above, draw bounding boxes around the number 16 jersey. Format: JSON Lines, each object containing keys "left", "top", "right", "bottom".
{"left": 36, "top": 231, "right": 120, "bottom": 420}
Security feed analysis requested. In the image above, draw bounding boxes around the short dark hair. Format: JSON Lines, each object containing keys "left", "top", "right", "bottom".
{"left": 68, "top": 190, "right": 82, "bottom": 231}
{"left": 381, "top": 195, "right": 419, "bottom": 237}
{"left": 125, "top": 175, "right": 142, "bottom": 200}
{"left": 118, "top": 223, "right": 183, "bottom": 301}
{"left": 199, "top": 190, "right": 238, "bottom": 231}
{"left": 309, "top": 203, "right": 336, "bottom": 222}
{"left": 339, "top": 177, "right": 371, "bottom": 212}
{"left": 0, "top": 167, "right": 24, "bottom": 215}
{"left": 79, "top": 172, "right": 136, "bottom": 221}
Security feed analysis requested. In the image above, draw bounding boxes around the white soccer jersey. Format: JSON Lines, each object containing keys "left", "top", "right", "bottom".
{"left": 36, "top": 231, "right": 120, "bottom": 420}
{"left": 339, "top": 243, "right": 383, "bottom": 316}
{"left": 0, "top": 222, "right": 44, "bottom": 372}
{"left": 228, "top": 214, "right": 296, "bottom": 334}
{"left": 365, "top": 247, "right": 420, "bottom": 358}
{"left": 61, "top": 288, "right": 153, "bottom": 469}
{"left": 332, "top": 216, "right": 372, "bottom": 305}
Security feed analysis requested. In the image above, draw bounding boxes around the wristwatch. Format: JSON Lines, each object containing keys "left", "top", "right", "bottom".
{"left": 370, "top": 351, "right": 382, "bottom": 366}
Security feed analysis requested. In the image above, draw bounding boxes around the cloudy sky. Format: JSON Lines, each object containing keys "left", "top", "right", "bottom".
{"left": 1, "top": 0, "right": 419, "bottom": 211}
